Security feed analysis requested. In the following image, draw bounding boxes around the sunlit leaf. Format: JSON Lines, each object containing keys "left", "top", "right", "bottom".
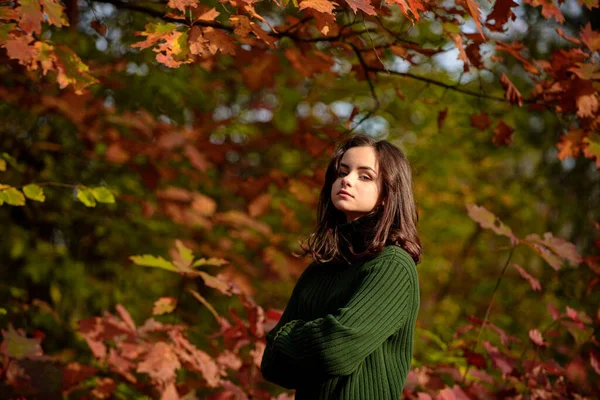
{"left": 91, "top": 187, "right": 115, "bottom": 204}
{"left": 76, "top": 186, "right": 96, "bottom": 207}
{"left": 22, "top": 184, "right": 45, "bottom": 202}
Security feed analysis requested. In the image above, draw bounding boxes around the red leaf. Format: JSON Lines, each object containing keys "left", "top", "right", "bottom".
{"left": 486, "top": 0, "right": 518, "bottom": 31}
{"left": 438, "top": 107, "right": 448, "bottom": 131}
{"left": 528, "top": 329, "right": 546, "bottom": 346}
{"left": 90, "top": 20, "right": 107, "bottom": 37}
{"left": 482, "top": 340, "right": 514, "bottom": 376}
{"left": 512, "top": 263, "right": 542, "bottom": 291}
{"left": 547, "top": 302, "right": 560, "bottom": 320}
{"left": 344, "top": 0, "right": 376, "bottom": 15}
{"left": 500, "top": 73, "right": 523, "bottom": 107}
{"left": 116, "top": 304, "right": 136, "bottom": 331}
{"left": 493, "top": 120, "right": 514, "bottom": 146}
{"left": 581, "top": 23, "right": 600, "bottom": 52}
{"left": 463, "top": 348, "right": 487, "bottom": 369}
{"left": 524, "top": 232, "right": 583, "bottom": 267}
{"left": 591, "top": 352, "right": 600, "bottom": 375}
{"left": 470, "top": 112, "right": 491, "bottom": 130}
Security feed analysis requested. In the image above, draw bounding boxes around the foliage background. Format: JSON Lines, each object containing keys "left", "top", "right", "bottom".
{"left": 1, "top": 0, "right": 599, "bottom": 398}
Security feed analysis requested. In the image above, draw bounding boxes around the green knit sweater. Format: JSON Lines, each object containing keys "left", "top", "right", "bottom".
{"left": 260, "top": 222, "right": 420, "bottom": 399}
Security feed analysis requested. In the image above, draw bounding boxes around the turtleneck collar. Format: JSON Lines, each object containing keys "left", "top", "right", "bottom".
{"left": 336, "top": 209, "right": 383, "bottom": 263}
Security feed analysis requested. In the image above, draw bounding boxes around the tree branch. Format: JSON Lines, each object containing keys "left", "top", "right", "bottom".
{"left": 367, "top": 67, "right": 540, "bottom": 104}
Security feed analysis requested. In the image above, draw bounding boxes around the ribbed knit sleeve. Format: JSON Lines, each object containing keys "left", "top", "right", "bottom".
{"left": 262, "top": 250, "right": 417, "bottom": 386}
{"left": 261, "top": 262, "right": 315, "bottom": 389}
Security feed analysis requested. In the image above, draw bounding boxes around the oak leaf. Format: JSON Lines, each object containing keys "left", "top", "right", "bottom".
{"left": 470, "top": 112, "right": 491, "bottom": 130}
{"left": 500, "top": 73, "right": 523, "bottom": 106}
{"left": 466, "top": 203, "right": 517, "bottom": 243}
{"left": 486, "top": 0, "right": 518, "bottom": 31}
{"left": 137, "top": 342, "right": 181, "bottom": 385}
{"left": 344, "top": 0, "right": 376, "bottom": 15}
{"left": 299, "top": 0, "right": 338, "bottom": 15}
{"left": 493, "top": 120, "right": 514, "bottom": 146}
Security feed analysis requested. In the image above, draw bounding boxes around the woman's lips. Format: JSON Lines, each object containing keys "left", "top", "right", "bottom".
{"left": 338, "top": 191, "right": 352, "bottom": 198}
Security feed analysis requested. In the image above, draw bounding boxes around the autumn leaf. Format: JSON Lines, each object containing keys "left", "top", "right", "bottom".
{"left": 581, "top": 23, "right": 600, "bottom": 52}
{"left": 470, "top": 112, "right": 491, "bottom": 130}
{"left": 451, "top": 33, "right": 469, "bottom": 72}
{"left": 17, "top": 0, "right": 43, "bottom": 35}
{"left": 486, "top": 0, "right": 518, "bottom": 31}
{"left": 523, "top": 0, "right": 564, "bottom": 24}
{"left": 0, "top": 325, "right": 43, "bottom": 358}
{"left": 132, "top": 22, "right": 179, "bottom": 50}
{"left": 463, "top": 348, "right": 487, "bottom": 369}
{"left": 493, "top": 120, "right": 514, "bottom": 146}
{"left": 299, "top": 0, "right": 338, "bottom": 15}
{"left": 524, "top": 232, "right": 583, "bottom": 267}
{"left": 576, "top": 93, "right": 599, "bottom": 118}
{"left": 500, "top": 73, "right": 523, "bottom": 107}
{"left": 583, "top": 135, "right": 600, "bottom": 168}
{"left": 384, "top": 0, "right": 425, "bottom": 21}
{"left": 53, "top": 44, "right": 99, "bottom": 93}
{"left": 153, "top": 297, "right": 178, "bottom": 315}
{"left": 459, "top": 0, "right": 485, "bottom": 38}
{"left": 512, "top": 263, "right": 542, "bottom": 291}
{"left": 167, "top": 0, "right": 199, "bottom": 12}
{"left": 22, "top": 184, "right": 45, "bottom": 202}
{"left": 344, "top": 0, "right": 376, "bottom": 15}
{"left": 90, "top": 20, "right": 107, "bottom": 37}
{"left": 556, "top": 128, "right": 587, "bottom": 160}
{"left": 40, "top": 0, "right": 69, "bottom": 27}
{"left": 466, "top": 203, "right": 518, "bottom": 243}
{"left": 529, "top": 329, "right": 546, "bottom": 346}
{"left": 137, "top": 342, "right": 181, "bottom": 386}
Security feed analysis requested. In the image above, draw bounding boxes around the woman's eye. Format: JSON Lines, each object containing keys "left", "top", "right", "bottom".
{"left": 361, "top": 176, "right": 371, "bottom": 181}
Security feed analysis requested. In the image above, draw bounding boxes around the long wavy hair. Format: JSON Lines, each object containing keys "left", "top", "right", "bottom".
{"left": 294, "top": 134, "right": 422, "bottom": 265}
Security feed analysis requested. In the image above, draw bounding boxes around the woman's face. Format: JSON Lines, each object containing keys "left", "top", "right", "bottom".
{"left": 331, "top": 146, "right": 383, "bottom": 222}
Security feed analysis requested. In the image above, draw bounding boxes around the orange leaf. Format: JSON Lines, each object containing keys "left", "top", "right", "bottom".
{"left": 17, "top": 0, "right": 43, "bottom": 35}
{"left": 167, "top": 0, "right": 199, "bottom": 12}
{"left": 556, "top": 128, "right": 587, "bottom": 160}
{"left": 523, "top": 0, "right": 564, "bottom": 24}
{"left": 299, "top": 0, "right": 338, "bottom": 15}
{"left": 344, "top": 0, "right": 376, "bottom": 15}
{"left": 153, "top": 297, "right": 178, "bottom": 315}
{"left": 576, "top": 93, "right": 599, "bottom": 118}
{"left": 40, "top": 0, "right": 69, "bottom": 27}
{"left": 459, "top": 0, "right": 485, "bottom": 38}
{"left": 500, "top": 73, "right": 523, "bottom": 107}
{"left": 451, "top": 34, "right": 469, "bottom": 72}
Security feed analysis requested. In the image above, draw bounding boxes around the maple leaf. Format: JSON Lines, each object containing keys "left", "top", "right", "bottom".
{"left": 0, "top": 5, "right": 20, "bottom": 21}
{"left": 53, "top": 44, "right": 99, "bottom": 94}
{"left": 465, "top": 204, "right": 518, "bottom": 243}
{"left": 470, "top": 112, "right": 491, "bottom": 130}
{"left": 493, "top": 120, "right": 514, "bottom": 146}
{"left": 3, "top": 35, "right": 39, "bottom": 68}
{"left": 40, "top": 0, "right": 69, "bottom": 27}
{"left": 500, "top": 73, "right": 523, "bottom": 107}
{"left": 576, "top": 93, "right": 599, "bottom": 118}
{"left": 512, "top": 263, "right": 542, "bottom": 291}
{"left": 17, "top": 0, "right": 43, "bottom": 35}
{"left": 299, "top": 0, "right": 338, "bottom": 15}
{"left": 486, "top": 0, "right": 518, "bottom": 31}
{"left": 132, "top": 22, "right": 179, "bottom": 50}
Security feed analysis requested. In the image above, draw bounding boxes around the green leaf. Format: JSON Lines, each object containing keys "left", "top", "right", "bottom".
{"left": 92, "top": 187, "right": 115, "bottom": 203}
{"left": 0, "top": 308, "right": 6, "bottom": 315}
{"left": 175, "top": 240, "right": 194, "bottom": 266}
{"left": 1, "top": 153, "right": 23, "bottom": 172}
{"left": 192, "top": 257, "right": 229, "bottom": 268}
{"left": 129, "top": 255, "right": 178, "bottom": 272}
{"left": 0, "top": 187, "right": 25, "bottom": 206}
{"left": 22, "top": 184, "right": 45, "bottom": 202}
{"left": 76, "top": 186, "right": 96, "bottom": 207}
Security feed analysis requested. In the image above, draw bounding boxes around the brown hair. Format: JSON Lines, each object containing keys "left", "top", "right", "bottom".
{"left": 294, "top": 134, "right": 422, "bottom": 265}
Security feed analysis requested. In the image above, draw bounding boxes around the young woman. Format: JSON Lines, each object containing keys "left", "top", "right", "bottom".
{"left": 260, "top": 133, "right": 421, "bottom": 399}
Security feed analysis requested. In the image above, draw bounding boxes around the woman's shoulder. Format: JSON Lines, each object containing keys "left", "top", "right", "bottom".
{"left": 377, "top": 245, "right": 415, "bottom": 265}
